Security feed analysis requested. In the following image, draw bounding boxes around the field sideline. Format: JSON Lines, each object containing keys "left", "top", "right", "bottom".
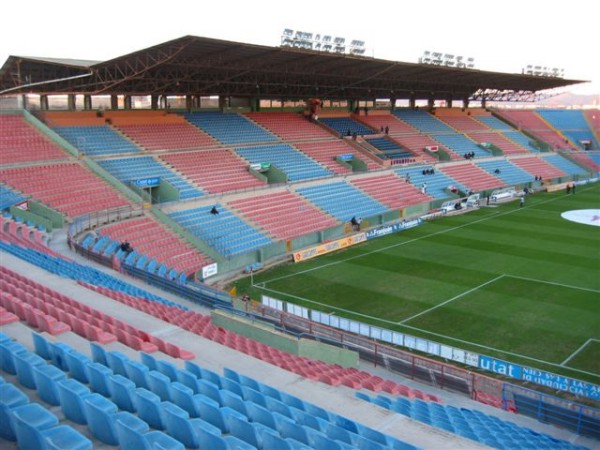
{"left": 234, "top": 183, "right": 600, "bottom": 384}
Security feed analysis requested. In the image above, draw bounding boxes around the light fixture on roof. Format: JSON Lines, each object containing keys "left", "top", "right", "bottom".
{"left": 280, "top": 29, "right": 365, "bottom": 56}
{"left": 419, "top": 50, "right": 476, "bottom": 69}
{"left": 523, "top": 65, "right": 564, "bottom": 78}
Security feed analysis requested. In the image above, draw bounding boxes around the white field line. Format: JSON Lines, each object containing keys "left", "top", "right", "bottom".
{"left": 561, "top": 338, "right": 599, "bottom": 366}
{"left": 399, "top": 274, "right": 505, "bottom": 324}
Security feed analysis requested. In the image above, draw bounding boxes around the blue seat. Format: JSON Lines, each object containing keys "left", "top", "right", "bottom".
{"left": 32, "top": 333, "right": 53, "bottom": 360}
{"left": 280, "top": 392, "right": 306, "bottom": 411}
{"left": 157, "top": 359, "right": 179, "bottom": 382}
{"left": 311, "top": 431, "right": 344, "bottom": 450}
{"left": 162, "top": 401, "right": 222, "bottom": 449}
{"left": 334, "top": 414, "right": 359, "bottom": 434}
{"left": 109, "top": 373, "right": 137, "bottom": 412}
{"left": 262, "top": 432, "right": 293, "bottom": 450}
{"left": 115, "top": 412, "right": 185, "bottom": 450}
{"left": 148, "top": 370, "right": 172, "bottom": 401}
{"left": 258, "top": 383, "right": 282, "bottom": 401}
{"left": 356, "top": 423, "right": 391, "bottom": 446}
{"left": 290, "top": 407, "right": 327, "bottom": 432}
{"left": 241, "top": 385, "right": 267, "bottom": 407}
{"left": 219, "top": 389, "right": 249, "bottom": 417}
{"left": 57, "top": 378, "right": 92, "bottom": 425}
{"left": 0, "top": 383, "right": 29, "bottom": 441}
{"left": 134, "top": 388, "right": 166, "bottom": 430}
{"left": 177, "top": 368, "right": 200, "bottom": 393}
{"left": 12, "top": 402, "right": 92, "bottom": 450}
{"left": 32, "top": 363, "right": 67, "bottom": 405}
{"left": 246, "top": 402, "right": 277, "bottom": 430}
{"left": 65, "top": 351, "right": 91, "bottom": 384}
{"left": 227, "top": 413, "right": 263, "bottom": 449}
{"left": 195, "top": 398, "right": 229, "bottom": 432}
{"left": 265, "top": 396, "right": 293, "bottom": 419}
{"left": 170, "top": 381, "right": 201, "bottom": 417}
{"left": 200, "top": 366, "right": 223, "bottom": 387}
{"left": 124, "top": 359, "right": 150, "bottom": 389}
{"left": 83, "top": 393, "right": 123, "bottom": 445}
{"left": 279, "top": 419, "right": 311, "bottom": 446}
{"left": 0, "top": 341, "right": 26, "bottom": 378}
{"left": 50, "top": 341, "right": 74, "bottom": 371}
{"left": 197, "top": 378, "right": 222, "bottom": 404}
{"left": 13, "top": 351, "right": 46, "bottom": 389}
{"left": 90, "top": 342, "right": 108, "bottom": 365}
{"left": 326, "top": 423, "right": 356, "bottom": 446}
{"left": 239, "top": 374, "right": 261, "bottom": 391}
{"left": 221, "top": 376, "right": 244, "bottom": 397}
{"left": 140, "top": 352, "right": 158, "bottom": 371}
{"left": 88, "top": 362, "right": 113, "bottom": 397}
{"left": 223, "top": 366, "right": 241, "bottom": 383}
{"left": 106, "top": 351, "right": 130, "bottom": 377}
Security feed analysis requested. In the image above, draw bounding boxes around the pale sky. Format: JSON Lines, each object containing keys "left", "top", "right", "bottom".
{"left": 2, "top": 0, "right": 597, "bottom": 96}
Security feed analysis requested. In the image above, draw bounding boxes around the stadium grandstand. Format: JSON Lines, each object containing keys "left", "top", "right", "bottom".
{"left": 1, "top": 34, "right": 599, "bottom": 450}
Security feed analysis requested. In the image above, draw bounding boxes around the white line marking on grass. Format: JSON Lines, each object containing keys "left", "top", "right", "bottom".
{"left": 560, "top": 338, "right": 596, "bottom": 366}
{"left": 505, "top": 274, "right": 600, "bottom": 294}
{"left": 399, "top": 274, "right": 505, "bottom": 324}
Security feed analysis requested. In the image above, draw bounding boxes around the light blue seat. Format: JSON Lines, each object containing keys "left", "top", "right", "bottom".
{"left": 290, "top": 406, "right": 327, "bottom": 432}
{"left": 279, "top": 391, "right": 306, "bottom": 411}
{"left": 13, "top": 351, "right": 46, "bottom": 389}
{"left": 12, "top": 402, "right": 92, "bottom": 450}
{"left": 246, "top": 402, "right": 278, "bottom": 430}
{"left": 262, "top": 432, "right": 294, "bottom": 450}
{"left": 0, "top": 341, "right": 24, "bottom": 376}
{"left": 90, "top": 342, "right": 108, "bottom": 365}
{"left": 162, "top": 401, "right": 222, "bottom": 449}
{"left": 279, "top": 419, "right": 311, "bottom": 446}
{"left": 106, "top": 351, "right": 130, "bottom": 377}
{"left": 88, "top": 362, "right": 113, "bottom": 397}
{"left": 177, "top": 368, "right": 200, "bottom": 393}
{"left": 57, "top": 378, "right": 92, "bottom": 425}
{"left": 239, "top": 374, "right": 261, "bottom": 391}
{"left": 32, "top": 363, "right": 67, "bottom": 405}
{"left": 223, "top": 367, "right": 241, "bottom": 383}
{"left": 356, "top": 423, "right": 391, "bottom": 446}
{"left": 0, "top": 383, "right": 29, "bottom": 441}
{"left": 49, "top": 341, "right": 73, "bottom": 371}
{"left": 258, "top": 383, "right": 282, "bottom": 401}
{"left": 157, "top": 359, "right": 179, "bottom": 382}
{"left": 265, "top": 396, "right": 293, "bottom": 419}
{"left": 326, "top": 423, "right": 356, "bottom": 446}
{"left": 109, "top": 373, "right": 137, "bottom": 412}
{"left": 140, "top": 352, "right": 157, "bottom": 370}
{"left": 199, "top": 366, "right": 223, "bottom": 387}
{"left": 83, "top": 393, "right": 145, "bottom": 445}
{"left": 197, "top": 378, "right": 222, "bottom": 404}
{"left": 241, "top": 385, "right": 267, "bottom": 407}
{"left": 65, "top": 351, "right": 91, "bottom": 384}
{"left": 195, "top": 398, "right": 229, "bottom": 432}
{"left": 334, "top": 414, "right": 359, "bottom": 434}
{"left": 219, "top": 389, "right": 249, "bottom": 417}
{"left": 221, "top": 376, "right": 244, "bottom": 397}
{"left": 170, "top": 381, "right": 204, "bottom": 417}
{"left": 32, "top": 333, "right": 53, "bottom": 360}
{"left": 227, "top": 413, "right": 267, "bottom": 449}
{"left": 115, "top": 412, "right": 185, "bottom": 450}
{"left": 124, "top": 359, "right": 150, "bottom": 389}
{"left": 134, "top": 388, "right": 166, "bottom": 430}
{"left": 148, "top": 370, "right": 172, "bottom": 401}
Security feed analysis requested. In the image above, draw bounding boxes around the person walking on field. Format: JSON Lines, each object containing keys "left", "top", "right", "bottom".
{"left": 519, "top": 196, "right": 524, "bottom": 208}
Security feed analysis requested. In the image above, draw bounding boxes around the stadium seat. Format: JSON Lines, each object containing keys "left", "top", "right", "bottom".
{"left": 115, "top": 412, "right": 185, "bottom": 450}
{"left": 32, "top": 363, "right": 67, "bottom": 405}
{"left": 162, "top": 401, "right": 221, "bottom": 448}
{"left": 0, "top": 383, "right": 29, "bottom": 441}
{"left": 57, "top": 378, "right": 93, "bottom": 424}
{"left": 133, "top": 388, "right": 166, "bottom": 430}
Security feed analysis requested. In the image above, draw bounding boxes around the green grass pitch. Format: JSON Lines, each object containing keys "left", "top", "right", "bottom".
{"left": 233, "top": 182, "right": 600, "bottom": 384}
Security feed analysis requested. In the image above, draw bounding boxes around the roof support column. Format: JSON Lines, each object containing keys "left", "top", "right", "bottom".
{"left": 111, "top": 95, "right": 118, "bottom": 110}
{"left": 83, "top": 94, "right": 92, "bottom": 110}
{"left": 409, "top": 93, "right": 416, "bottom": 109}
{"left": 124, "top": 95, "right": 132, "bottom": 110}
{"left": 390, "top": 96, "right": 396, "bottom": 112}
{"left": 463, "top": 95, "right": 470, "bottom": 110}
{"left": 185, "top": 95, "right": 193, "bottom": 112}
{"left": 427, "top": 95, "right": 434, "bottom": 110}
{"left": 67, "top": 94, "right": 76, "bottom": 111}
{"left": 40, "top": 94, "right": 49, "bottom": 111}
{"left": 446, "top": 94, "right": 453, "bottom": 108}
{"left": 151, "top": 95, "right": 159, "bottom": 110}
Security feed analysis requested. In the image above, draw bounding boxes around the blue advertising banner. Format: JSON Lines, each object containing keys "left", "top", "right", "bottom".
{"left": 365, "top": 218, "right": 422, "bottom": 240}
{"left": 338, "top": 153, "right": 354, "bottom": 161}
{"left": 479, "top": 356, "right": 600, "bottom": 401}
{"left": 131, "top": 177, "right": 160, "bottom": 187}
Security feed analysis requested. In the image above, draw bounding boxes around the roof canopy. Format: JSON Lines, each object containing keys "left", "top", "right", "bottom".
{"left": 0, "top": 35, "right": 586, "bottom": 101}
